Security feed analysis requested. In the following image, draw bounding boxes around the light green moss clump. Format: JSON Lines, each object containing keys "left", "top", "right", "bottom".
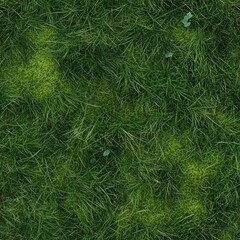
{"left": 178, "top": 163, "right": 209, "bottom": 218}
{"left": 135, "top": 197, "right": 171, "bottom": 226}
{"left": 162, "top": 134, "right": 185, "bottom": 163}
{"left": 117, "top": 161, "right": 170, "bottom": 230}
{"left": 175, "top": 151, "right": 221, "bottom": 220}
{"left": 117, "top": 190, "right": 170, "bottom": 231}
{"left": 3, "top": 27, "right": 59, "bottom": 100}
{"left": 178, "top": 198, "right": 206, "bottom": 219}
{"left": 22, "top": 52, "right": 58, "bottom": 99}
{"left": 28, "top": 26, "right": 56, "bottom": 52}
{"left": 181, "top": 150, "right": 221, "bottom": 188}
{"left": 175, "top": 169, "right": 207, "bottom": 219}
{"left": 183, "top": 162, "right": 209, "bottom": 189}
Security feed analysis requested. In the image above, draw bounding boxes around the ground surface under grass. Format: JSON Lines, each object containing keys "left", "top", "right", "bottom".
{"left": 0, "top": 1, "right": 240, "bottom": 239}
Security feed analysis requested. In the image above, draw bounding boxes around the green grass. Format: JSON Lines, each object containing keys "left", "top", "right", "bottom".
{"left": 0, "top": 0, "right": 239, "bottom": 239}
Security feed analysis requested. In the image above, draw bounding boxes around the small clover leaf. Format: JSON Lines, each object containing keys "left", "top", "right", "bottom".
{"left": 103, "top": 149, "right": 110, "bottom": 157}
{"left": 181, "top": 12, "right": 193, "bottom": 28}
{"left": 165, "top": 52, "right": 174, "bottom": 58}
{"left": 90, "top": 158, "right": 97, "bottom": 164}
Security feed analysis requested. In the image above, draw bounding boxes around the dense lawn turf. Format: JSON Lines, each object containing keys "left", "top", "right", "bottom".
{"left": 0, "top": 1, "right": 240, "bottom": 239}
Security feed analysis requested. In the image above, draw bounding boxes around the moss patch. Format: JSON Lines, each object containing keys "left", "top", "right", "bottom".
{"left": 161, "top": 133, "right": 188, "bottom": 164}
{"left": 117, "top": 190, "right": 170, "bottom": 230}
{"left": 3, "top": 27, "right": 59, "bottom": 100}
{"left": 183, "top": 163, "right": 210, "bottom": 189}
{"left": 177, "top": 198, "right": 206, "bottom": 219}
{"left": 135, "top": 197, "right": 171, "bottom": 226}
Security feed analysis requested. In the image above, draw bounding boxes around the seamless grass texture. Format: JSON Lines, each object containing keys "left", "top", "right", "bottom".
{"left": 0, "top": 1, "right": 240, "bottom": 239}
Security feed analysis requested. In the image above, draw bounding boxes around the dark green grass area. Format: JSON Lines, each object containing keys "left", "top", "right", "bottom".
{"left": 0, "top": 0, "right": 240, "bottom": 239}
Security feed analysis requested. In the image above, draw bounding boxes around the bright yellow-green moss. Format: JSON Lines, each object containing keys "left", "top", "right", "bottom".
{"left": 175, "top": 179, "right": 207, "bottom": 219}
{"left": 23, "top": 52, "right": 58, "bottom": 99}
{"left": 183, "top": 162, "right": 209, "bottom": 187}
{"left": 180, "top": 164, "right": 209, "bottom": 206}
{"left": 161, "top": 134, "right": 186, "bottom": 163}
{"left": 3, "top": 27, "right": 59, "bottom": 100}
{"left": 135, "top": 197, "right": 171, "bottom": 226}
{"left": 117, "top": 190, "right": 170, "bottom": 230}
{"left": 28, "top": 26, "right": 56, "bottom": 51}
{"left": 178, "top": 198, "right": 206, "bottom": 219}
{"left": 181, "top": 151, "right": 220, "bottom": 187}
{"left": 175, "top": 151, "right": 222, "bottom": 220}
{"left": 182, "top": 150, "right": 221, "bottom": 184}
{"left": 118, "top": 157, "right": 170, "bottom": 229}
{"left": 118, "top": 138, "right": 224, "bottom": 228}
